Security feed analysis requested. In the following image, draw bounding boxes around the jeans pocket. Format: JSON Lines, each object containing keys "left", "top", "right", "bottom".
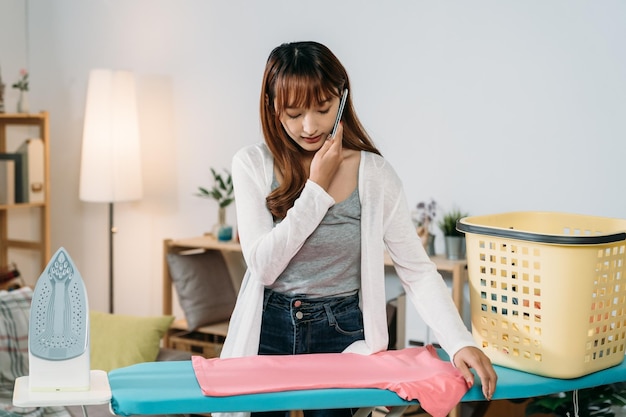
{"left": 329, "top": 306, "right": 364, "bottom": 337}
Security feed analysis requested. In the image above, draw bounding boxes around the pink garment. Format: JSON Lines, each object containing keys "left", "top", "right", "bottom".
{"left": 192, "top": 346, "right": 468, "bottom": 417}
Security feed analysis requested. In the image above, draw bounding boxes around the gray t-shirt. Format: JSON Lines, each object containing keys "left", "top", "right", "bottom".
{"left": 270, "top": 185, "right": 361, "bottom": 297}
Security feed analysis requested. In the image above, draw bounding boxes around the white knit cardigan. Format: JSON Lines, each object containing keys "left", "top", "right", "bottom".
{"left": 220, "top": 142, "right": 476, "bottom": 360}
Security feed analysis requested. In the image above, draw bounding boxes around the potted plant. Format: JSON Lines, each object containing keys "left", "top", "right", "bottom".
{"left": 196, "top": 168, "right": 235, "bottom": 241}
{"left": 438, "top": 207, "right": 468, "bottom": 260}
{"left": 12, "top": 68, "right": 29, "bottom": 113}
{"left": 413, "top": 199, "right": 438, "bottom": 256}
{"left": 525, "top": 382, "right": 626, "bottom": 417}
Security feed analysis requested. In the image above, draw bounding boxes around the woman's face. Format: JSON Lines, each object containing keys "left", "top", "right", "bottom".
{"left": 277, "top": 94, "right": 342, "bottom": 152}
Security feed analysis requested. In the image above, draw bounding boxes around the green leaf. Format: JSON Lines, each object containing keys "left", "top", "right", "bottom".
{"left": 438, "top": 206, "right": 468, "bottom": 236}
{"left": 196, "top": 167, "right": 235, "bottom": 207}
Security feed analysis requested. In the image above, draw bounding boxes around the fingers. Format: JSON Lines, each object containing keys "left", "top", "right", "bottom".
{"left": 309, "top": 123, "right": 344, "bottom": 190}
{"left": 321, "top": 122, "right": 343, "bottom": 160}
{"left": 317, "top": 136, "right": 334, "bottom": 154}
{"left": 328, "top": 121, "right": 344, "bottom": 143}
{"left": 316, "top": 135, "right": 340, "bottom": 163}
{"left": 325, "top": 123, "right": 343, "bottom": 159}
{"left": 453, "top": 347, "right": 498, "bottom": 401}
{"left": 474, "top": 359, "right": 497, "bottom": 400}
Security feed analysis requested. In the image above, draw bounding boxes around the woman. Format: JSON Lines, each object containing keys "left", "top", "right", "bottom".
{"left": 221, "top": 41, "right": 497, "bottom": 417}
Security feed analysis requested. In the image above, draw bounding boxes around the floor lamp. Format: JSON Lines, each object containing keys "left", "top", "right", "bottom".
{"left": 79, "top": 69, "right": 143, "bottom": 314}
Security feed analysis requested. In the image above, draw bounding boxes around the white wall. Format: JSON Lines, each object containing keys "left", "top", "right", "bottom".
{"left": 1, "top": 2, "right": 27, "bottom": 103}
{"left": 2, "top": 0, "right": 625, "bottom": 316}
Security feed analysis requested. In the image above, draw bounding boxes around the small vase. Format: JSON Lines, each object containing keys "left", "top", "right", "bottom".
{"left": 444, "top": 235, "right": 466, "bottom": 260}
{"left": 417, "top": 225, "right": 436, "bottom": 256}
{"left": 215, "top": 206, "right": 233, "bottom": 242}
{"left": 17, "top": 90, "right": 29, "bottom": 113}
{"left": 217, "top": 224, "right": 233, "bottom": 242}
{"left": 426, "top": 233, "right": 436, "bottom": 256}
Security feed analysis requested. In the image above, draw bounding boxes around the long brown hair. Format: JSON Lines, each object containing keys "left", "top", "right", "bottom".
{"left": 260, "top": 41, "right": 381, "bottom": 219}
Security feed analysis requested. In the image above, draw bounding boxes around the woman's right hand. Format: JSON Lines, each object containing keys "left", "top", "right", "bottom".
{"left": 309, "top": 123, "right": 344, "bottom": 191}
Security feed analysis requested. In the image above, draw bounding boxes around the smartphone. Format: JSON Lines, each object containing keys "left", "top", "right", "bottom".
{"left": 330, "top": 89, "right": 349, "bottom": 138}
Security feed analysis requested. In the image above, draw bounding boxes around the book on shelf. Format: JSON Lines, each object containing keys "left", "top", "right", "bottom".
{"left": 0, "top": 159, "right": 15, "bottom": 204}
{"left": 16, "top": 138, "right": 45, "bottom": 203}
{"left": 0, "top": 153, "right": 25, "bottom": 203}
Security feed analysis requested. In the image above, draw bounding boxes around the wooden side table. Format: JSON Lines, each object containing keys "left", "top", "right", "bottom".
{"left": 163, "top": 235, "right": 467, "bottom": 319}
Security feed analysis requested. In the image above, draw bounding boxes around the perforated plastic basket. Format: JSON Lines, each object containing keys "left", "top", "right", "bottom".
{"left": 457, "top": 212, "right": 626, "bottom": 378}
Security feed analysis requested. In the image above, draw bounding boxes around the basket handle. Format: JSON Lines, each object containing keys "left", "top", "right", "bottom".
{"left": 456, "top": 219, "right": 626, "bottom": 245}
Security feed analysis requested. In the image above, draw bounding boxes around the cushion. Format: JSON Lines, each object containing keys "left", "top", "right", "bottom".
{"left": 90, "top": 311, "right": 174, "bottom": 372}
{"left": 166, "top": 250, "right": 237, "bottom": 330}
{"left": 0, "top": 287, "right": 32, "bottom": 390}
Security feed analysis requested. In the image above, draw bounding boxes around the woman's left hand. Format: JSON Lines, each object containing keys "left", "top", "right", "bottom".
{"left": 453, "top": 346, "right": 497, "bottom": 400}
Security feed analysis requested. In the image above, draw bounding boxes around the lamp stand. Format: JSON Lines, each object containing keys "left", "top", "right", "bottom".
{"left": 108, "top": 202, "right": 115, "bottom": 314}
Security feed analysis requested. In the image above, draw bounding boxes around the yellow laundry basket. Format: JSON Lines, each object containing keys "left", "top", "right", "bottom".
{"left": 457, "top": 212, "right": 626, "bottom": 378}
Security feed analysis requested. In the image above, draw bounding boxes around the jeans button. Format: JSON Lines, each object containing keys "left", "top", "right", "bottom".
{"left": 295, "top": 311, "right": 303, "bottom": 319}
{"left": 294, "top": 300, "right": 302, "bottom": 307}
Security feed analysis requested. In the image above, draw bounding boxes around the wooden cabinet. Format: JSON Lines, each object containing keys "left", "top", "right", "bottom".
{"left": 0, "top": 112, "right": 50, "bottom": 276}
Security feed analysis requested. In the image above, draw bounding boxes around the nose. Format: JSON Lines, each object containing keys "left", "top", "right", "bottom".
{"left": 301, "top": 113, "right": 318, "bottom": 136}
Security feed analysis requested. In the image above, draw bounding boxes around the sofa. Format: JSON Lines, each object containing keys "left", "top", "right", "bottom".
{"left": 0, "top": 286, "right": 191, "bottom": 417}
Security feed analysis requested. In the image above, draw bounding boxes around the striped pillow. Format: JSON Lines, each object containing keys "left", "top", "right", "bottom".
{"left": 0, "top": 286, "right": 71, "bottom": 417}
{"left": 0, "top": 287, "right": 32, "bottom": 391}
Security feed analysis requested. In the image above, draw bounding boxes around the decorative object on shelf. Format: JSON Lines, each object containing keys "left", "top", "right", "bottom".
{"left": 196, "top": 168, "right": 235, "bottom": 241}
{"left": 413, "top": 198, "right": 438, "bottom": 256}
{"left": 79, "top": 69, "right": 143, "bottom": 314}
{"left": 12, "top": 69, "right": 29, "bottom": 113}
{"left": 17, "top": 91, "right": 28, "bottom": 113}
{"left": 438, "top": 206, "right": 468, "bottom": 260}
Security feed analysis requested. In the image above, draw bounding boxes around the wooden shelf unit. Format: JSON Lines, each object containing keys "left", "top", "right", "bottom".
{"left": 0, "top": 112, "right": 51, "bottom": 273}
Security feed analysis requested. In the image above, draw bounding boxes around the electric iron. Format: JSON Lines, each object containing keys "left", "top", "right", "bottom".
{"left": 28, "top": 247, "right": 90, "bottom": 391}
{"left": 12, "top": 248, "right": 111, "bottom": 407}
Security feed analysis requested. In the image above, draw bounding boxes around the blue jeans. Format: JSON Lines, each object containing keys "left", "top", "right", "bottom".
{"left": 252, "top": 289, "right": 365, "bottom": 417}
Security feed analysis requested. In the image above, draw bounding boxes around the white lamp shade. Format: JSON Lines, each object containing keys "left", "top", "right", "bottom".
{"left": 79, "top": 69, "right": 143, "bottom": 202}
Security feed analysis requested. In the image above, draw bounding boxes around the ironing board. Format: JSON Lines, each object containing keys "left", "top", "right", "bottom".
{"left": 109, "top": 356, "right": 626, "bottom": 416}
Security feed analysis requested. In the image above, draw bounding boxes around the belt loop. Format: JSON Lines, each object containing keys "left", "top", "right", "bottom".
{"left": 324, "top": 303, "right": 337, "bottom": 327}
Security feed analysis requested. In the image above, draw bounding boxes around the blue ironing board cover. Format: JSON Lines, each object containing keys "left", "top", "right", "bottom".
{"left": 109, "top": 357, "right": 626, "bottom": 416}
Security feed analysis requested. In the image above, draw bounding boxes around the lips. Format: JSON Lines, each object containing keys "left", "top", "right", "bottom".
{"left": 302, "top": 135, "right": 322, "bottom": 144}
